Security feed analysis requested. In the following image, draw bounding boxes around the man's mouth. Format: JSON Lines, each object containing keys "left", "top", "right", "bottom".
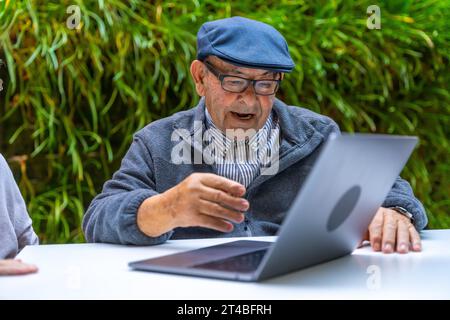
{"left": 231, "top": 111, "right": 254, "bottom": 120}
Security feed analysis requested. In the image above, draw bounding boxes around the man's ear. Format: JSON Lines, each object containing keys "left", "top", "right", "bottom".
{"left": 190, "top": 60, "right": 207, "bottom": 96}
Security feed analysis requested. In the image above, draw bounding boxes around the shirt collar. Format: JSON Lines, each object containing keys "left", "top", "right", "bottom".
{"left": 204, "top": 107, "right": 278, "bottom": 151}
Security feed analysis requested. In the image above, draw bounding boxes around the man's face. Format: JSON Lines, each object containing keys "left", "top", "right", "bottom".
{"left": 196, "top": 57, "right": 281, "bottom": 132}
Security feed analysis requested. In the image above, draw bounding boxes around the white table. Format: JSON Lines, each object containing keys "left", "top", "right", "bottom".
{"left": 1, "top": 230, "right": 449, "bottom": 299}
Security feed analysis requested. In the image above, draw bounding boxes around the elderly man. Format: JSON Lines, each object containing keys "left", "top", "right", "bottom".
{"left": 83, "top": 17, "right": 427, "bottom": 254}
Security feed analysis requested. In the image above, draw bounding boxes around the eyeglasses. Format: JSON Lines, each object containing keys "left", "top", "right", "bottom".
{"left": 203, "top": 61, "right": 281, "bottom": 96}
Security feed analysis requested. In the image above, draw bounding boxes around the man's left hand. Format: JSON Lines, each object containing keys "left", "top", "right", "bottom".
{"left": 362, "top": 207, "right": 422, "bottom": 254}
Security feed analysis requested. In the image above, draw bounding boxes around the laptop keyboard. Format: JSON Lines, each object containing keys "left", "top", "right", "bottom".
{"left": 192, "top": 249, "right": 267, "bottom": 273}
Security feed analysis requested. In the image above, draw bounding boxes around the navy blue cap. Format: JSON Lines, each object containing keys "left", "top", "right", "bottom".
{"left": 197, "top": 16, "right": 295, "bottom": 73}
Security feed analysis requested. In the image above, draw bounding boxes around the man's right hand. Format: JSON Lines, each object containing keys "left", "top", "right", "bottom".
{"left": 137, "top": 173, "right": 249, "bottom": 237}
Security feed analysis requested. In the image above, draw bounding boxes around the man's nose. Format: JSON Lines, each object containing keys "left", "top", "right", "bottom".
{"left": 237, "top": 83, "right": 258, "bottom": 107}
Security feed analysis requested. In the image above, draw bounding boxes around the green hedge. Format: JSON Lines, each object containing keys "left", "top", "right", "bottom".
{"left": 0, "top": 0, "right": 449, "bottom": 243}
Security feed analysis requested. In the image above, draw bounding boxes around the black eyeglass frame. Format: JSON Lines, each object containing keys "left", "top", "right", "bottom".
{"left": 203, "top": 60, "right": 281, "bottom": 96}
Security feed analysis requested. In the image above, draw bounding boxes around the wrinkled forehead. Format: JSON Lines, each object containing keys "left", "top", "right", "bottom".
{"left": 207, "top": 56, "right": 278, "bottom": 78}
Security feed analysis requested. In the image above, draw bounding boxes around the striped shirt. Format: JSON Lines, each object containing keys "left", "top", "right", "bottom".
{"left": 204, "top": 108, "right": 280, "bottom": 187}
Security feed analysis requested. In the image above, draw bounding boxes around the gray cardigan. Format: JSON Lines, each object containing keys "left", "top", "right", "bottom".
{"left": 0, "top": 154, "right": 38, "bottom": 258}
{"left": 83, "top": 98, "right": 428, "bottom": 245}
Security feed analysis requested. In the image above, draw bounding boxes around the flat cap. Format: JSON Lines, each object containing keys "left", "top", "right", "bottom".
{"left": 196, "top": 16, "right": 295, "bottom": 73}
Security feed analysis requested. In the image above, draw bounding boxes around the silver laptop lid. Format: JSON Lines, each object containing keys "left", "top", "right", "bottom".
{"left": 256, "top": 134, "right": 418, "bottom": 280}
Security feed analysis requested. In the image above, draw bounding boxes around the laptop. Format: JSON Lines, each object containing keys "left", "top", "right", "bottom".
{"left": 129, "top": 133, "right": 418, "bottom": 281}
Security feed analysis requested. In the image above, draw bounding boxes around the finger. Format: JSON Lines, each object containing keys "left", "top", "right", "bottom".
{"left": 200, "top": 174, "right": 246, "bottom": 196}
{"left": 0, "top": 261, "right": 38, "bottom": 276}
{"left": 362, "top": 229, "right": 369, "bottom": 241}
{"left": 382, "top": 213, "right": 397, "bottom": 253}
{"left": 199, "top": 199, "right": 245, "bottom": 223}
{"left": 201, "top": 186, "right": 249, "bottom": 212}
{"left": 358, "top": 230, "right": 370, "bottom": 248}
{"left": 11, "top": 265, "right": 38, "bottom": 275}
{"left": 195, "top": 214, "right": 234, "bottom": 233}
{"left": 409, "top": 225, "right": 422, "bottom": 252}
{"left": 396, "top": 220, "right": 410, "bottom": 253}
{"left": 369, "top": 209, "right": 384, "bottom": 251}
